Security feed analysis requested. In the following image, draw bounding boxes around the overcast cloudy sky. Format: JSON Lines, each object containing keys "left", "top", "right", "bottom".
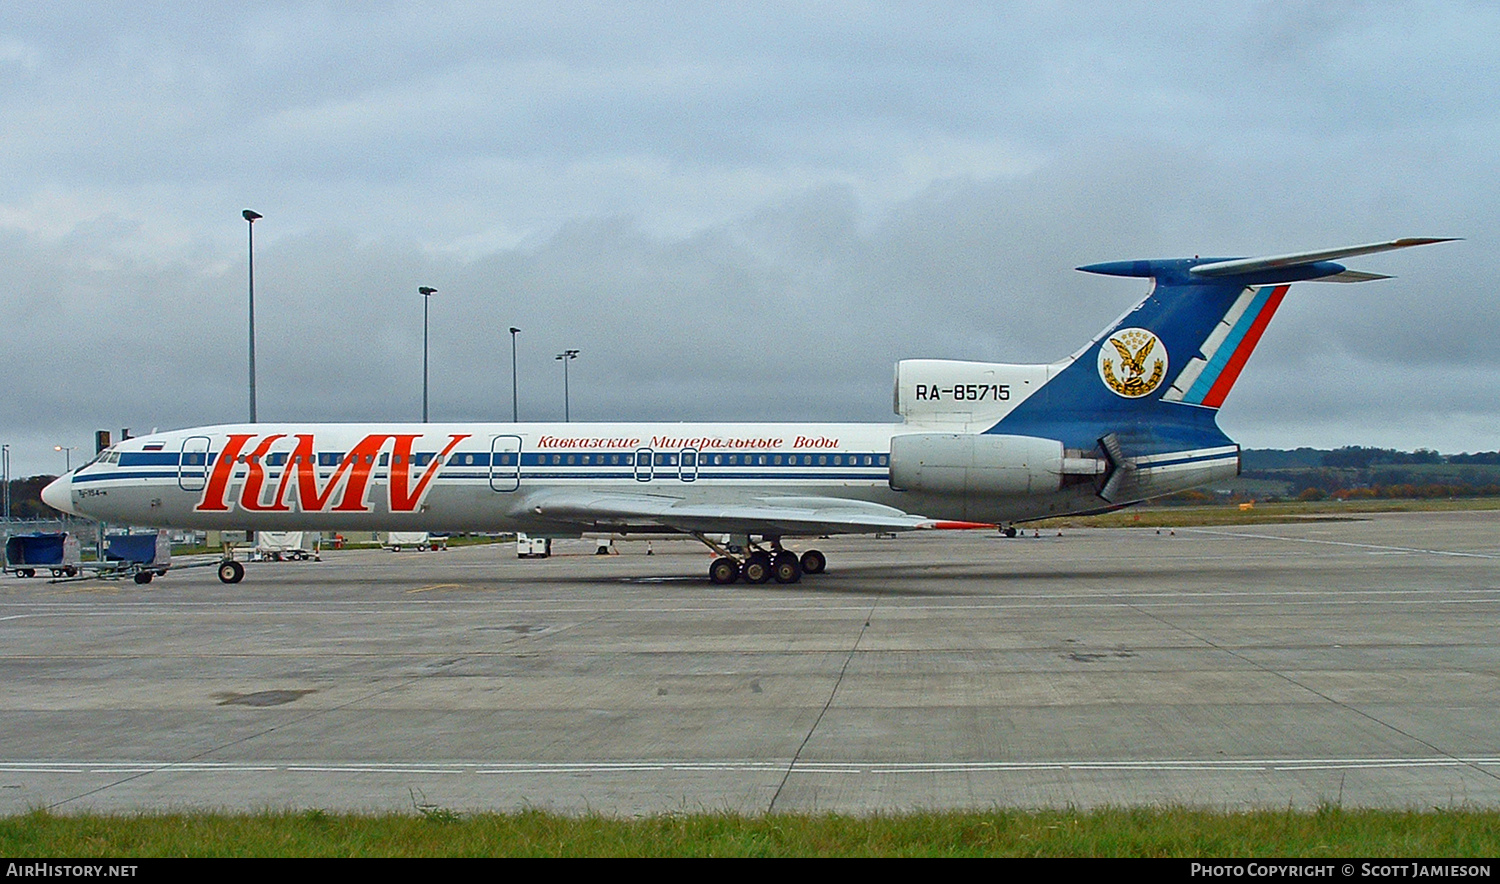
{"left": 1, "top": 2, "right": 1494, "bottom": 476}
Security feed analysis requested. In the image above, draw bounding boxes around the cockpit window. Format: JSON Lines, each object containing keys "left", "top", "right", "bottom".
{"left": 79, "top": 449, "right": 119, "bottom": 469}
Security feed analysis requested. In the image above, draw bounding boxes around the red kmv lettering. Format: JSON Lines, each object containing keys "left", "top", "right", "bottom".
{"left": 196, "top": 434, "right": 257, "bottom": 511}
{"left": 197, "top": 433, "right": 471, "bottom": 514}
{"left": 388, "top": 434, "right": 469, "bottom": 511}
{"left": 239, "top": 434, "right": 289, "bottom": 511}
{"left": 280, "top": 433, "right": 392, "bottom": 513}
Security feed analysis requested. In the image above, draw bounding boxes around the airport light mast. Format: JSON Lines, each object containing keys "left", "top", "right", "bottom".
{"left": 420, "top": 287, "right": 437, "bottom": 422}
{"left": 556, "top": 349, "right": 579, "bottom": 422}
{"left": 509, "top": 327, "right": 520, "bottom": 422}
{"left": 243, "top": 209, "right": 262, "bottom": 423}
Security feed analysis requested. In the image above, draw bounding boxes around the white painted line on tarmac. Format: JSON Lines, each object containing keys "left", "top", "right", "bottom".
{"left": 1181, "top": 528, "right": 1500, "bottom": 559}
{"left": 3, "top": 758, "right": 1497, "bottom": 776}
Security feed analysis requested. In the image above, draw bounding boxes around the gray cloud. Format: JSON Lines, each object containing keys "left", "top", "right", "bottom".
{"left": 0, "top": 2, "right": 1495, "bottom": 475}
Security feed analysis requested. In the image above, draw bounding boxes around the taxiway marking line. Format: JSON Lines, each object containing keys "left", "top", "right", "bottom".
{"left": 1181, "top": 528, "right": 1499, "bottom": 559}
{"left": 3, "top": 758, "right": 1497, "bottom": 776}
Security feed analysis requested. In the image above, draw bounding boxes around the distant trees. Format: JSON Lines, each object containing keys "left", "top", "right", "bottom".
{"left": 1240, "top": 448, "right": 1500, "bottom": 501}
{"left": 3, "top": 476, "right": 62, "bottom": 519}
{"left": 1321, "top": 446, "right": 1443, "bottom": 468}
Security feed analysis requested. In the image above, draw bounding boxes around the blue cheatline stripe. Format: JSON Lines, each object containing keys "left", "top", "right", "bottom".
{"left": 1138, "top": 452, "right": 1239, "bottom": 470}
{"left": 124, "top": 450, "right": 890, "bottom": 468}
{"left": 72, "top": 468, "right": 892, "bottom": 485}
{"left": 1183, "top": 285, "right": 1275, "bottom": 404}
{"left": 521, "top": 472, "right": 888, "bottom": 481}
{"left": 118, "top": 452, "right": 181, "bottom": 467}
{"left": 74, "top": 471, "right": 181, "bottom": 483}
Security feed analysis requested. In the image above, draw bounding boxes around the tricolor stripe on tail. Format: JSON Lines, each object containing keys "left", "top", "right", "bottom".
{"left": 1162, "top": 283, "right": 1289, "bottom": 408}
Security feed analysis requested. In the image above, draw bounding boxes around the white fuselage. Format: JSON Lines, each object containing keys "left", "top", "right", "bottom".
{"left": 48, "top": 419, "right": 1126, "bottom": 536}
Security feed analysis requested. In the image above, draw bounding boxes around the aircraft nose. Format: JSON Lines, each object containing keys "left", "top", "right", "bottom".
{"left": 41, "top": 474, "right": 79, "bottom": 516}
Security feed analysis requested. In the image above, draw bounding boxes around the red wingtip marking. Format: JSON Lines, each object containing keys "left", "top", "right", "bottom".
{"left": 927, "top": 520, "right": 998, "bottom": 530}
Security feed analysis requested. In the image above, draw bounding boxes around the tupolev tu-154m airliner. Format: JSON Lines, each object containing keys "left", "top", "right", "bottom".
{"left": 43, "top": 238, "right": 1452, "bottom": 585}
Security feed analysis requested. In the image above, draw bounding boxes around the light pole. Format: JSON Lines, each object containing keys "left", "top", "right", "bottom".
{"left": 509, "top": 327, "right": 520, "bottom": 422}
{"left": 243, "top": 210, "right": 261, "bottom": 423}
{"left": 419, "top": 287, "right": 437, "bottom": 422}
{"left": 555, "top": 349, "right": 579, "bottom": 422}
{"left": 2, "top": 444, "right": 9, "bottom": 524}
{"left": 54, "top": 445, "right": 74, "bottom": 472}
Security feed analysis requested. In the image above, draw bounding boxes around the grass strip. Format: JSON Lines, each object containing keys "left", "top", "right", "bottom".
{"left": 2, "top": 806, "right": 1498, "bottom": 857}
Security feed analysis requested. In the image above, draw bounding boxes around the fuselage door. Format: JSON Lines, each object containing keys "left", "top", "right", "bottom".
{"left": 634, "top": 447, "right": 654, "bottom": 482}
{"left": 679, "top": 448, "right": 698, "bottom": 482}
{"left": 489, "top": 435, "right": 522, "bottom": 492}
{"left": 178, "top": 436, "right": 212, "bottom": 492}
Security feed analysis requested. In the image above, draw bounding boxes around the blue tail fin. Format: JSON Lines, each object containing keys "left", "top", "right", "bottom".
{"left": 986, "top": 238, "right": 1454, "bottom": 458}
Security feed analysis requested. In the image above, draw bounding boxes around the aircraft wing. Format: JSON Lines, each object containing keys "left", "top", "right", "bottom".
{"left": 522, "top": 490, "right": 991, "bottom": 536}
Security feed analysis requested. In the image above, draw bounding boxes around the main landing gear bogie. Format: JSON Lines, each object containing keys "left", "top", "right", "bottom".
{"left": 743, "top": 552, "right": 773, "bottom": 584}
{"left": 709, "top": 557, "right": 740, "bottom": 585}
{"left": 705, "top": 543, "right": 826, "bottom": 587}
{"left": 771, "top": 551, "right": 802, "bottom": 584}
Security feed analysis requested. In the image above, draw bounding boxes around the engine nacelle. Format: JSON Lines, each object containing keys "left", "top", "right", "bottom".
{"left": 888, "top": 433, "right": 1065, "bottom": 497}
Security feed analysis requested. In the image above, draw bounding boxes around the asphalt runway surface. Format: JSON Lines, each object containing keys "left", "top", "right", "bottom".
{"left": 1, "top": 510, "right": 1497, "bottom": 815}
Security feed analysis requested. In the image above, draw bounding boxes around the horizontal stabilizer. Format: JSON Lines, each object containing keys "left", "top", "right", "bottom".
{"left": 1188, "top": 238, "right": 1456, "bottom": 279}
{"left": 1317, "top": 269, "right": 1393, "bottom": 283}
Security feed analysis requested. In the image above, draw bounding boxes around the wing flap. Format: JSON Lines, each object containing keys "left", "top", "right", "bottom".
{"left": 524, "top": 490, "right": 987, "bottom": 536}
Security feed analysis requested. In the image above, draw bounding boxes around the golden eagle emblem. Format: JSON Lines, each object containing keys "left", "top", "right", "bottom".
{"left": 1097, "top": 328, "right": 1167, "bottom": 398}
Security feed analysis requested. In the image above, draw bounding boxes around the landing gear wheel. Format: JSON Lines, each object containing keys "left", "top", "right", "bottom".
{"left": 742, "top": 553, "right": 772, "bottom": 584}
{"left": 133, "top": 571, "right": 153, "bottom": 585}
{"left": 772, "top": 551, "right": 802, "bottom": 584}
{"left": 1003, "top": 526, "right": 1018, "bottom": 538}
{"left": 217, "top": 561, "right": 244, "bottom": 584}
{"left": 708, "top": 557, "right": 740, "bottom": 585}
{"left": 799, "top": 549, "right": 826, "bottom": 575}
